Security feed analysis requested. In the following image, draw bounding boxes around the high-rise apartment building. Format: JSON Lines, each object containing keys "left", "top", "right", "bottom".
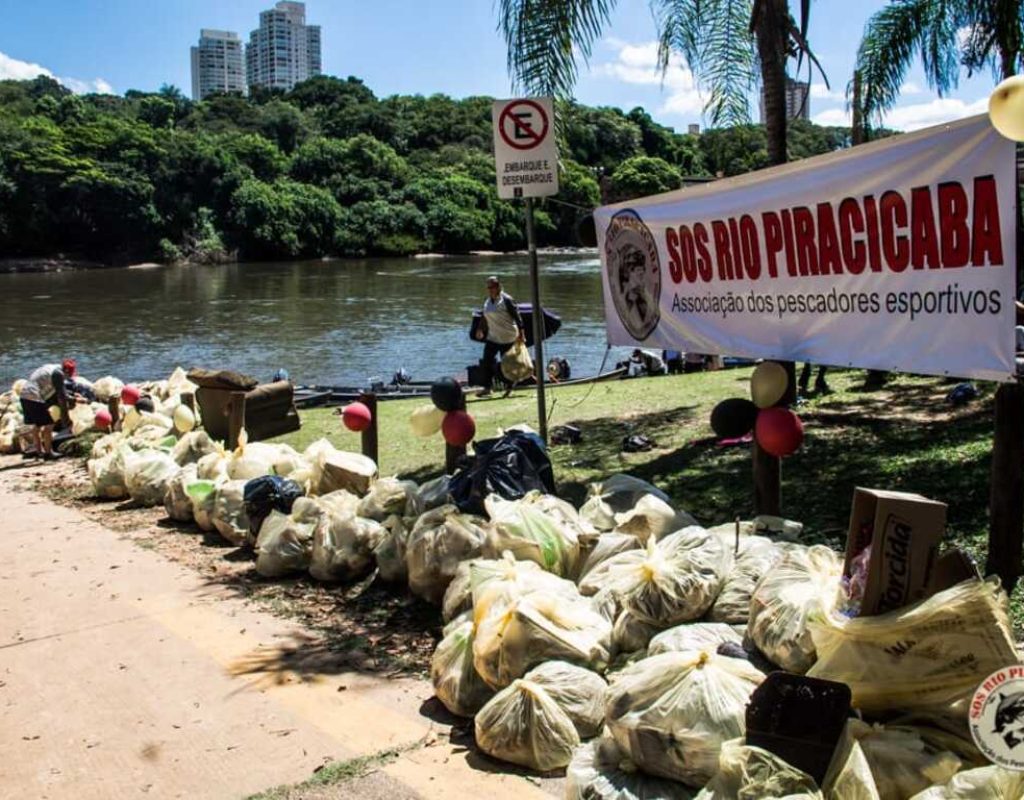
{"left": 246, "top": 2, "right": 322, "bottom": 93}
{"left": 190, "top": 29, "right": 246, "bottom": 100}
{"left": 759, "top": 78, "right": 811, "bottom": 124}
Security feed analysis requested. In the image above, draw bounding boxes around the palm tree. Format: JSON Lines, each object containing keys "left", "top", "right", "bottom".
{"left": 498, "top": 0, "right": 825, "bottom": 168}
{"left": 855, "top": 0, "right": 1024, "bottom": 126}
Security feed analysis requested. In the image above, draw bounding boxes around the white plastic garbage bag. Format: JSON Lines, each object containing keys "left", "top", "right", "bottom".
{"left": 473, "top": 590, "right": 612, "bottom": 689}
{"left": 522, "top": 660, "right": 607, "bottom": 738}
{"left": 88, "top": 446, "right": 129, "bottom": 499}
{"left": 225, "top": 431, "right": 279, "bottom": 480}
{"left": 196, "top": 445, "right": 229, "bottom": 481}
{"left": 255, "top": 499, "right": 321, "bottom": 578}
{"left": 647, "top": 622, "right": 744, "bottom": 657}
{"left": 707, "top": 532, "right": 784, "bottom": 625}
{"left": 306, "top": 439, "right": 378, "bottom": 496}
{"left": 843, "top": 720, "right": 962, "bottom": 799}
{"left": 308, "top": 507, "right": 385, "bottom": 582}
{"left": 124, "top": 449, "right": 180, "bottom": 507}
{"left": 69, "top": 402, "right": 99, "bottom": 436}
{"left": 501, "top": 340, "right": 534, "bottom": 383}
{"left": 442, "top": 561, "right": 475, "bottom": 623}
{"left": 484, "top": 493, "right": 580, "bottom": 577}
{"left": 575, "top": 532, "right": 642, "bottom": 587}
{"left": 612, "top": 610, "right": 661, "bottom": 654}
{"left": 430, "top": 615, "right": 494, "bottom": 717}
{"left": 474, "top": 678, "right": 580, "bottom": 772}
{"left": 566, "top": 736, "right": 694, "bottom": 800}
{"left": 613, "top": 494, "right": 694, "bottom": 543}
{"left": 211, "top": 479, "right": 251, "bottom": 546}
{"left": 164, "top": 463, "right": 199, "bottom": 522}
{"left": 909, "top": 765, "right": 1024, "bottom": 799}
{"left": 357, "top": 477, "right": 420, "bottom": 521}
{"left": 580, "top": 527, "right": 731, "bottom": 627}
{"left": 747, "top": 544, "right": 842, "bottom": 673}
{"left": 605, "top": 650, "right": 764, "bottom": 786}
{"left": 405, "top": 505, "right": 488, "bottom": 604}
{"left": 92, "top": 376, "right": 124, "bottom": 403}
{"left": 470, "top": 551, "right": 581, "bottom": 626}
{"left": 808, "top": 577, "right": 1019, "bottom": 713}
{"left": 579, "top": 474, "right": 678, "bottom": 532}
{"left": 171, "top": 430, "right": 218, "bottom": 466}
{"left": 372, "top": 514, "right": 411, "bottom": 584}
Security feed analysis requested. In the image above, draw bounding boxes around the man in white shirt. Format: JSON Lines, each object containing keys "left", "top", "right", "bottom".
{"left": 18, "top": 359, "right": 74, "bottom": 459}
{"left": 474, "top": 276, "right": 525, "bottom": 396}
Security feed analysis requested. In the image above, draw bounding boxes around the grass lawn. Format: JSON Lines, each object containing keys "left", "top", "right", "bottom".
{"left": 273, "top": 367, "right": 1021, "bottom": 629}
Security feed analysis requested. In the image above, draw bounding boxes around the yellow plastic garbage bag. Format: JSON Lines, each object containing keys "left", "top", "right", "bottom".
{"left": 124, "top": 448, "right": 181, "bottom": 507}
{"left": 613, "top": 494, "right": 694, "bottom": 543}
{"left": 373, "top": 514, "right": 411, "bottom": 584}
{"left": 308, "top": 507, "right": 384, "bottom": 583}
{"left": 565, "top": 736, "right": 697, "bottom": 800}
{"left": 164, "top": 463, "right": 199, "bottom": 522}
{"left": 523, "top": 660, "right": 607, "bottom": 738}
{"left": 747, "top": 545, "right": 842, "bottom": 673}
{"left": 695, "top": 738, "right": 823, "bottom": 799}
{"left": 647, "top": 622, "right": 744, "bottom": 657}
{"left": 606, "top": 650, "right": 764, "bottom": 786}
{"left": 405, "top": 505, "right": 488, "bottom": 604}
{"left": 470, "top": 551, "right": 580, "bottom": 626}
{"left": 484, "top": 493, "right": 581, "bottom": 577}
{"left": 909, "top": 765, "right": 1024, "bottom": 799}
{"left": 473, "top": 590, "right": 612, "bottom": 688}
{"left": 581, "top": 528, "right": 731, "bottom": 627}
{"left": 575, "top": 531, "right": 642, "bottom": 587}
{"left": 430, "top": 615, "right": 494, "bottom": 717}
{"left": 357, "top": 477, "right": 420, "bottom": 521}
{"left": 501, "top": 340, "right": 534, "bottom": 384}
{"left": 88, "top": 446, "right": 129, "bottom": 499}
{"left": 211, "top": 479, "right": 251, "bottom": 546}
{"left": 707, "top": 532, "right": 784, "bottom": 625}
{"left": 170, "top": 430, "right": 218, "bottom": 467}
{"left": 474, "top": 677, "right": 579, "bottom": 772}
{"left": 807, "top": 577, "right": 1019, "bottom": 713}
{"left": 255, "top": 499, "right": 320, "bottom": 578}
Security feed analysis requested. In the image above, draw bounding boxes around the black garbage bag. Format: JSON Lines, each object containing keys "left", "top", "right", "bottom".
{"left": 243, "top": 475, "right": 305, "bottom": 535}
{"left": 449, "top": 430, "right": 555, "bottom": 516}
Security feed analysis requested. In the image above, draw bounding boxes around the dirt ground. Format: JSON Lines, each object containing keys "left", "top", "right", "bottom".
{"left": 0, "top": 455, "right": 564, "bottom": 800}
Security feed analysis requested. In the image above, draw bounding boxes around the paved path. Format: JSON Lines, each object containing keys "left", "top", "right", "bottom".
{"left": 0, "top": 470, "right": 553, "bottom": 800}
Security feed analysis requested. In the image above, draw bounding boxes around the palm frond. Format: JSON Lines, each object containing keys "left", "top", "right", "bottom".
{"left": 855, "top": 0, "right": 950, "bottom": 122}
{"left": 654, "top": 0, "right": 757, "bottom": 127}
{"left": 497, "top": 0, "right": 618, "bottom": 98}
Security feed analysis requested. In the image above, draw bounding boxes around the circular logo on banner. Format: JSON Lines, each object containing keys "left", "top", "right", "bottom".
{"left": 969, "top": 666, "right": 1024, "bottom": 770}
{"left": 604, "top": 209, "right": 661, "bottom": 341}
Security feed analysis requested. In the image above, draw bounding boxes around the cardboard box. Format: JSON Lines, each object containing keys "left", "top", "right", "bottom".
{"left": 844, "top": 488, "right": 947, "bottom": 615}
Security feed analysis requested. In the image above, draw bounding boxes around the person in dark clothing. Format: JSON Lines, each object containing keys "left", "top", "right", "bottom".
{"left": 474, "top": 276, "right": 525, "bottom": 396}
{"left": 799, "top": 363, "right": 830, "bottom": 395}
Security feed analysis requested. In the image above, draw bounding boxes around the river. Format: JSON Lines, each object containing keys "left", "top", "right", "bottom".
{"left": 0, "top": 253, "right": 631, "bottom": 388}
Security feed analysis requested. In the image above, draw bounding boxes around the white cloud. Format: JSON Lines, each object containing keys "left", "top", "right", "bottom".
{"left": 882, "top": 96, "right": 988, "bottom": 131}
{"left": 899, "top": 81, "right": 923, "bottom": 95}
{"left": 593, "top": 39, "right": 704, "bottom": 118}
{"left": 810, "top": 83, "right": 844, "bottom": 101}
{"left": 813, "top": 107, "right": 852, "bottom": 127}
{"left": 0, "top": 50, "right": 113, "bottom": 95}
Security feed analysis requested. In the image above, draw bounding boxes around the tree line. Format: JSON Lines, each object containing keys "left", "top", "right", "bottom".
{"left": 0, "top": 74, "right": 857, "bottom": 263}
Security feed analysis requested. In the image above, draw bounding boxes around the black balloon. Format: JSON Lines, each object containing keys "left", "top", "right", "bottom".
{"left": 710, "top": 397, "right": 759, "bottom": 439}
{"left": 431, "top": 376, "right": 463, "bottom": 412}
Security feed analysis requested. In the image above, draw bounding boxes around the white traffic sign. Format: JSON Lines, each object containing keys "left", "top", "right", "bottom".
{"left": 492, "top": 97, "right": 559, "bottom": 199}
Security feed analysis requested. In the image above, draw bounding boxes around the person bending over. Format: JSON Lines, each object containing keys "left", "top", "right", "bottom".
{"left": 19, "top": 359, "right": 74, "bottom": 459}
{"left": 474, "top": 276, "right": 524, "bottom": 397}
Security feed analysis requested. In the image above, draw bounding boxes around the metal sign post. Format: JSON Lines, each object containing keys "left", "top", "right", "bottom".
{"left": 492, "top": 96, "right": 559, "bottom": 441}
{"left": 524, "top": 197, "right": 547, "bottom": 441}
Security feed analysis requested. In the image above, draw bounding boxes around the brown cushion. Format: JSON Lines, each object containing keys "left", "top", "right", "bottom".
{"left": 186, "top": 368, "right": 259, "bottom": 392}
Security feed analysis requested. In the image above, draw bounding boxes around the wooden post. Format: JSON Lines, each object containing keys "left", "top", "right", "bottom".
{"left": 987, "top": 382, "right": 1024, "bottom": 594}
{"left": 107, "top": 397, "right": 122, "bottom": 432}
{"left": 359, "top": 392, "right": 379, "bottom": 464}
{"left": 752, "top": 360, "right": 794, "bottom": 516}
{"left": 180, "top": 392, "right": 195, "bottom": 412}
{"left": 226, "top": 391, "right": 246, "bottom": 449}
{"left": 444, "top": 391, "right": 467, "bottom": 474}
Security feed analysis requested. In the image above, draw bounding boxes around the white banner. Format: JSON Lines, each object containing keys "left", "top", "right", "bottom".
{"left": 596, "top": 115, "right": 1017, "bottom": 382}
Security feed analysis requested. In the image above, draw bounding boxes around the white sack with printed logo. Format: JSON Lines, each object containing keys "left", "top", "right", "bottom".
{"left": 747, "top": 544, "right": 842, "bottom": 673}
{"left": 807, "top": 577, "right": 1019, "bottom": 712}
{"left": 605, "top": 650, "right": 763, "bottom": 786}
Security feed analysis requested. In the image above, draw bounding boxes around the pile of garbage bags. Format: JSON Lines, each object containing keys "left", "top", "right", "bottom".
{"left": 70, "top": 394, "right": 1024, "bottom": 798}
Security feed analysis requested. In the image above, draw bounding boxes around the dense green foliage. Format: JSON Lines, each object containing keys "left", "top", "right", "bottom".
{"left": 0, "top": 74, "right": 858, "bottom": 263}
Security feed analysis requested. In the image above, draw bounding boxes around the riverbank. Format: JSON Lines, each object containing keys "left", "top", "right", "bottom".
{"left": 0, "top": 247, "right": 599, "bottom": 274}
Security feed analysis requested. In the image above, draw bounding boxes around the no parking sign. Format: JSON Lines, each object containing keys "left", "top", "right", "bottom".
{"left": 491, "top": 97, "right": 559, "bottom": 199}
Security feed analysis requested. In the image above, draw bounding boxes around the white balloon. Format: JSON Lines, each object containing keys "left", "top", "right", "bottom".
{"left": 989, "top": 75, "right": 1024, "bottom": 142}
{"left": 173, "top": 404, "right": 196, "bottom": 433}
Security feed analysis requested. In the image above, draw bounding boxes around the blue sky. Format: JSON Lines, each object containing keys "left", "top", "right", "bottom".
{"left": 0, "top": 0, "right": 1001, "bottom": 132}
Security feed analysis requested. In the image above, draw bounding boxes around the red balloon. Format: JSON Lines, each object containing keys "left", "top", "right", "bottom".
{"left": 342, "top": 402, "right": 372, "bottom": 432}
{"left": 94, "top": 408, "right": 113, "bottom": 431}
{"left": 442, "top": 410, "right": 476, "bottom": 447}
{"left": 121, "top": 385, "right": 141, "bottom": 406}
{"left": 755, "top": 407, "right": 804, "bottom": 457}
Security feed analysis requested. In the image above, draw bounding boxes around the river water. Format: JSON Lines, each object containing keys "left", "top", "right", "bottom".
{"left": 0, "top": 253, "right": 629, "bottom": 388}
